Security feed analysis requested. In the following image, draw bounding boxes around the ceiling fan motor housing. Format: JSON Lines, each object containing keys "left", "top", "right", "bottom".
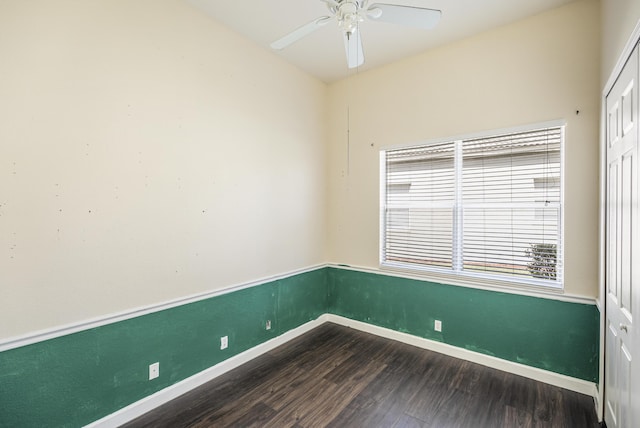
{"left": 334, "top": 0, "right": 365, "bottom": 35}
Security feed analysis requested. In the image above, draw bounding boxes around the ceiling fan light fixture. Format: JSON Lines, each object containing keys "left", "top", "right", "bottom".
{"left": 337, "top": 0, "right": 364, "bottom": 35}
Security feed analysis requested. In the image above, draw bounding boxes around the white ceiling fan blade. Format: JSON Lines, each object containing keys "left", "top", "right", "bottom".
{"left": 368, "top": 4, "right": 441, "bottom": 29}
{"left": 344, "top": 30, "right": 364, "bottom": 69}
{"left": 270, "top": 16, "right": 332, "bottom": 50}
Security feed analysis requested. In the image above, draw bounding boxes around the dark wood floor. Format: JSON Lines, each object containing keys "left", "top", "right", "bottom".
{"left": 123, "top": 323, "right": 600, "bottom": 428}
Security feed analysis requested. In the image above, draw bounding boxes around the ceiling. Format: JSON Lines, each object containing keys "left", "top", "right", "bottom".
{"left": 187, "top": 0, "right": 576, "bottom": 83}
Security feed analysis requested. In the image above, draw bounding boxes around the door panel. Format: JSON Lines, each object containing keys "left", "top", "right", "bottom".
{"left": 608, "top": 159, "right": 619, "bottom": 299}
{"left": 619, "top": 344, "right": 632, "bottom": 427}
{"left": 621, "top": 151, "right": 633, "bottom": 314}
{"left": 622, "top": 82, "right": 635, "bottom": 136}
{"left": 606, "top": 322, "right": 619, "bottom": 426}
{"left": 610, "top": 100, "right": 620, "bottom": 148}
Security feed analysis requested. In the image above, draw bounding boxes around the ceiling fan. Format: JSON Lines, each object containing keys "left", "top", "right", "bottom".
{"left": 270, "top": 0, "right": 441, "bottom": 69}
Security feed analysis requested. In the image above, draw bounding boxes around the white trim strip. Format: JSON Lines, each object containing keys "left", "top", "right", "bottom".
{"left": 329, "top": 263, "right": 597, "bottom": 306}
{"left": 598, "top": 76, "right": 608, "bottom": 424}
{"left": 2, "top": 262, "right": 597, "bottom": 353}
{"left": 0, "top": 264, "right": 326, "bottom": 352}
{"left": 85, "top": 316, "right": 327, "bottom": 428}
{"left": 325, "top": 314, "right": 598, "bottom": 399}
{"left": 603, "top": 19, "right": 640, "bottom": 97}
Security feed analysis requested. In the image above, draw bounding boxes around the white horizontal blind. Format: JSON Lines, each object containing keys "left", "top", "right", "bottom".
{"left": 461, "top": 128, "right": 562, "bottom": 281}
{"left": 384, "top": 142, "right": 456, "bottom": 268}
{"left": 382, "top": 126, "right": 563, "bottom": 287}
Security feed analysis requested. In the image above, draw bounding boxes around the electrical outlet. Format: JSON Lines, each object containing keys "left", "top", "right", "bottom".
{"left": 434, "top": 320, "right": 442, "bottom": 332}
{"left": 266, "top": 320, "right": 271, "bottom": 330}
{"left": 149, "top": 362, "right": 159, "bottom": 380}
{"left": 220, "top": 336, "right": 228, "bottom": 350}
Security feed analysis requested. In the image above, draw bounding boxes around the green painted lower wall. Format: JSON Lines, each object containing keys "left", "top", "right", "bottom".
{"left": 327, "top": 267, "right": 599, "bottom": 383}
{"left": 0, "top": 269, "right": 328, "bottom": 428}
{"left": 0, "top": 266, "right": 600, "bottom": 427}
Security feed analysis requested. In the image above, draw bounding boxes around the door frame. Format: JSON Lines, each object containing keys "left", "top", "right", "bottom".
{"left": 599, "top": 18, "right": 640, "bottom": 423}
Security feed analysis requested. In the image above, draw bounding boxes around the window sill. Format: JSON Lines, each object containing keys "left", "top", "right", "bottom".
{"left": 379, "top": 261, "right": 564, "bottom": 297}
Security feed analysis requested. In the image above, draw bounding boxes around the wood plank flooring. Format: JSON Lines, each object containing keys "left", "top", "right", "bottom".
{"left": 123, "top": 323, "right": 601, "bottom": 427}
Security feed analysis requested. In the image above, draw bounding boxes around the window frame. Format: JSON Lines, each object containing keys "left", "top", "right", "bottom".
{"left": 379, "top": 121, "right": 565, "bottom": 291}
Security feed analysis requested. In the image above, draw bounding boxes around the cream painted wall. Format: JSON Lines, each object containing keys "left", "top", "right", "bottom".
{"left": 601, "top": 0, "right": 640, "bottom": 84}
{"left": 0, "top": 0, "right": 327, "bottom": 339}
{"left": 327, "top": 0, "right": 601, "bottom": 299}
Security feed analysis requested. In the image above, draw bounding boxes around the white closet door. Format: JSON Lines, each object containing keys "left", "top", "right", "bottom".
{"left": 605, "top": 43, "right": 639, "bottom": 428}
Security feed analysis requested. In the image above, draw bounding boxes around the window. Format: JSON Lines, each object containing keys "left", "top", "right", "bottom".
{"left": 381, "top": 125, "right": 563, "bottom": 288}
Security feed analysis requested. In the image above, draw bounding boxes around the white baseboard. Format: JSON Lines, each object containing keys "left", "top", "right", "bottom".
{"left": 324, "top": 314, "right": 598, "bottom": 399}
{"left": 85, "top": 317, "right": 325, "bottom": 428}
{"left": 87, "top": 314, "right": 598, "bottom": 427}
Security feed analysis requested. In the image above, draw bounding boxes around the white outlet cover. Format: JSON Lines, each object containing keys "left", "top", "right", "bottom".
{"left": 220, "top": 336, "right": 228, "bottom": 350}
{"left": 266, "top": 320, "right": 271, "bottom": 330}
{"left": 434, "top": 320, "right": 442, "bottom": 332}
{"left": 149, "top": 362, "right": 159, "bottom": 380}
